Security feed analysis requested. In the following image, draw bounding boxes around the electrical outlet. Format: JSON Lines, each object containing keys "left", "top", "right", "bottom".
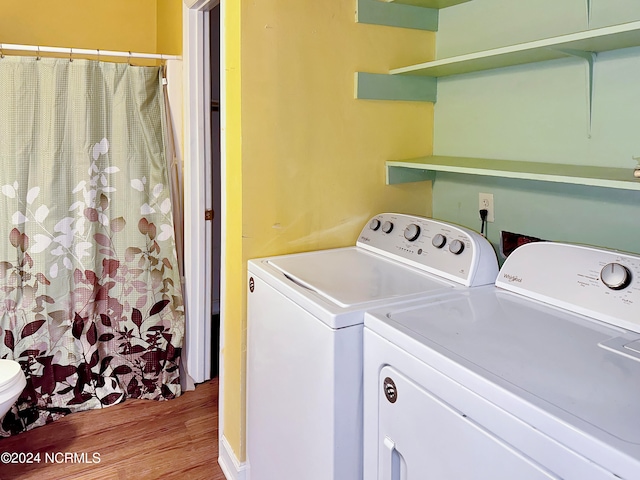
{"left": 479, "top": 192, "right": 495, "bottom": 222}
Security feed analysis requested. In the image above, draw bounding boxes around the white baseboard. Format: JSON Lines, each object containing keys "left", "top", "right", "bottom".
{"left": 219, "top": 434, "right": 247, "bottom": 480}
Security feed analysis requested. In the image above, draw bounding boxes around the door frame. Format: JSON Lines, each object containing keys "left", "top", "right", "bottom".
{"left": 182, "top": 0, "right": 219, "bottom": 385}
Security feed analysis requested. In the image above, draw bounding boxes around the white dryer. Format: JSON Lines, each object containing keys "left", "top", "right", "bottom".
{"left": 364, "top": 242, "right": 640, "bottom": 480}
{"left": 246, "top": 213, "right": 498, "bottom": 480}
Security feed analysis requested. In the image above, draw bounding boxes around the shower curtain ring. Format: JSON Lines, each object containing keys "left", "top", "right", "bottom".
{"left": 128, "top": 51, "right": 132, "bottom": 66}
{"left": 36, "top": 46, "right": 40, "bottom": 61}
{"left": 0, "top": 45, "right": 4, "bottom": 59}
{"left": 69, "top": 48, "right": 73, "bottom": 62}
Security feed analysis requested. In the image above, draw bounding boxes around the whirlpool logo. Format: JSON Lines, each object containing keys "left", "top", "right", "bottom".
{"left": 502, "top": 273, "right": 523, "bottom": 283}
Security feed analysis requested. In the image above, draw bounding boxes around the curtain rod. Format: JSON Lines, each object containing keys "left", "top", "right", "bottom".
{"left": 0, "top": 43, "right": 181, "bottom": 61}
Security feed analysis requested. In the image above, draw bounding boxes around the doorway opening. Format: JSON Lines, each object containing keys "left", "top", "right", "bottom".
{"left": 209, "top": 4, "right": 221, "bottom": 378}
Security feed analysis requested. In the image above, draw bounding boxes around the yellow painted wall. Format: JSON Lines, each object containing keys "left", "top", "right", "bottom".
{"left": 0, "top": 0, "right": 181, "bottom": 55}
{"left": 0, "top": 0, "right": 156, "bottom": 53}
{"left": 157, "top": 0, "right": 183, "bottom": 55}
{"left": 223, "top": 0, "right": 245, "bottom": 458}
{"left": 223, "top": 0, "right": 435, "bottom": 461}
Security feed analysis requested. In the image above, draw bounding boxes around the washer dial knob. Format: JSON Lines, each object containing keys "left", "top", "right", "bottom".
{"left": 600, "top": 263, "right": 632, "bottom": 290}
{"left": 382, "top": 221, "right": 394, "bottom": 234}
{"left": 369, "top": 219, "right": 381, "bottom": 231}
{"left": 449, "top": 239, "right": 465, "bottom": 255}
{"left": 404, "top": 224, "right": 421, "bottom": 242}
{"left": 432, "top": 234, "right": 446, "bottom": 249}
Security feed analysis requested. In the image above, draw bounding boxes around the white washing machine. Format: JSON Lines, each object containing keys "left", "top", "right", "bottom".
{"left": 246, "top": 213, "right": 499, "bottom": 480}
{"left": 363, "top": 242, "right": 640, "bottom": 480}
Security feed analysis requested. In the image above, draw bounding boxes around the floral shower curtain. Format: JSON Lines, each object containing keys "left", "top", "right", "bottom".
{"left": 0, "top": 57, "right": 184, "bottom": 436}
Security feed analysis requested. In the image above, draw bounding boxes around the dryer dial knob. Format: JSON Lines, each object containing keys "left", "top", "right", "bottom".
{"left": 432, "top": 234, "right": 446, "bottom": 249}
{"left": 449, "top": 239, "right": 465, "bottom": 255}
{"left": 404, "top": 224, "right": 421, "bottom": 242}
{"left": 369, "top": 219, "right": 381, "bottom": 231}
{"left": 600, "top": 263, "right": 632, "bottom": 290}
{"left": 382, "top": 221, "right": 394, "bottom": 234}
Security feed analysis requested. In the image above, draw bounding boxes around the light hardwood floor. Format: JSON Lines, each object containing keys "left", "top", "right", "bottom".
{"left": 0, "top": 378, "right": 226, "bottom": 480}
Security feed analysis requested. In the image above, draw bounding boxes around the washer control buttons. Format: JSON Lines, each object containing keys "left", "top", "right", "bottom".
{"left": 382, "top": 221, "right": 394, "bottom": 234}
{"left": 600, "top": 263, "right": 632, "bottom": 290}
{"left": 432, "top": 234, "right": 446, "bottom": 249}
{"left": 369, "top": 219, "right": 381, "bottom": 231}
{"left": 404, "top": 224, "right": 421, "bottom": 242}
{"left": 449, "top": 239, "right": 465, "bottom": 255}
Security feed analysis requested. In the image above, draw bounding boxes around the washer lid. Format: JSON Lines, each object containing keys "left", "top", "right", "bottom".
{"left": 376, "top": 289, "right": 640, "bottom": 446}
{"left": 0, "top": 360, "right": 22, "bottom": 388}
{"left": 267, "top": 248, "right": 455, "bottom": 308}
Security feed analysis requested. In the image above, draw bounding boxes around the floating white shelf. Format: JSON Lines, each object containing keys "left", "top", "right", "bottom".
{"left": 386, "top": 156, "right": 640, "bottom": 191}
{"left": 390, "top": 20, "right": 640, "bottom": 77}
{"left": 385, "top": 0, "right": 471, "bottom": 8}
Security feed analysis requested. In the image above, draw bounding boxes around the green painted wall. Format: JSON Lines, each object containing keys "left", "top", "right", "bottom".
{"left": 434, "top": 174, "right": 640, "bottom": 260}
{"left": 591, "top": 0, "right": 640, "bottom": 28}
{"left": 432, "top": 0, "right": 640, "bottom": 258}
{"left": 436, "top": 0, "right": 640, "bottom": 58}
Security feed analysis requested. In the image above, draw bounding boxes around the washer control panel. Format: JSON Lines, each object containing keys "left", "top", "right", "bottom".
{"left": 497, "top": 242, "right": 640, "bottom": 333}
{"left": 357, "top": 213, "right": 498, "bottom": 287}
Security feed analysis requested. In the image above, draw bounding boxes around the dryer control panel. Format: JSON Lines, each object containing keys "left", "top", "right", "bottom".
{"left": 497, "top": 242, "right": 640, "bottom": 333}
{"left": 356, "top": 213, "right": 498, "bottom": 287}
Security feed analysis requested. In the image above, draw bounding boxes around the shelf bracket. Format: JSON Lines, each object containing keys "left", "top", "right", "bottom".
{"left": 355, "top": 72, "right": 437, "bottom": 102}
{"left": 555, "top": 49, "right": 596, "bottom": 136}
{"left": 355, "top": 0, "right": 439, "bottom": 31}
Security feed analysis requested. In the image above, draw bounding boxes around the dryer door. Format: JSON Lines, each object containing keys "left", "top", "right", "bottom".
{"left": 377, "top": 366, "right": 557, "bottom": 480}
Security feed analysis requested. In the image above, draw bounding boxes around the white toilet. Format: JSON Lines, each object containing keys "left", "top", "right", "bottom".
{"left": 0, "top": 360, "right": 26, "bottom": 419}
